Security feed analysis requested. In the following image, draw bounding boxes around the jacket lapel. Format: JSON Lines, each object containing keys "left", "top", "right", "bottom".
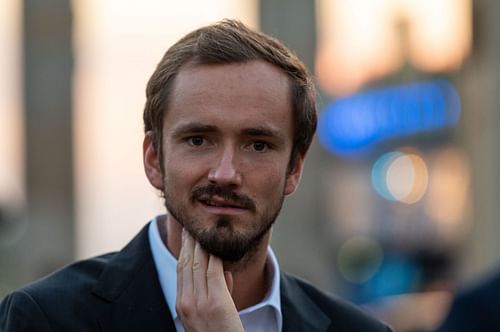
{"left": 91, "top": 224, "right": 177, "bottom": 331}
{"left": 280, "top": 273, "right": 331, "bottom": 332}
{"left": 88, "top": 225, "right": 337, "bottom": 332}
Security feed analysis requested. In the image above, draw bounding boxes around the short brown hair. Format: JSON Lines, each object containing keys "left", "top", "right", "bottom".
{"left": 143, "top": 19, "right": 317, "bottom": 170}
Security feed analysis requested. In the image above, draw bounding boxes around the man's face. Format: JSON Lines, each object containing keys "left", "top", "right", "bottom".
{"left": 146, "top": 60, "right": 304, "bottom": 262}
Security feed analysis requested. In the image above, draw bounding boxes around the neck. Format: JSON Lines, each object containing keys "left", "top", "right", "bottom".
{"left": 158, "top": 214, "right": 272, "bottom": 311}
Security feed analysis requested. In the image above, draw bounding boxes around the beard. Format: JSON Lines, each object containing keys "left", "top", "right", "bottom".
{"left": 164, "top": 182, "right": 284, "bottom": 262}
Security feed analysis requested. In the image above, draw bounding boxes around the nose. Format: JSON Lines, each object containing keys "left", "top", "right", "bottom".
{"left": 208, "top": 146, "right": 242, "bottom": 187}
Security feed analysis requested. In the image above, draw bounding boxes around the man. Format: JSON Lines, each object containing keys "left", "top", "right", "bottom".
{"left": 0, "top": 20, "right": 391, "bottom": 331}
{"left": 436, "top": 269, "right": 500, "bottom": 331}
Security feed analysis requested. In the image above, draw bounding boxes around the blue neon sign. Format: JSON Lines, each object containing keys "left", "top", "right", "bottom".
{"left": 318, "top": 80, "right": 461, "bottom": 156}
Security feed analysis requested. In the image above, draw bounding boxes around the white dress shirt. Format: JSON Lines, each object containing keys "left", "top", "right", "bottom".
{"left": 148, "top": 216, "right": 282, "bottom": 332}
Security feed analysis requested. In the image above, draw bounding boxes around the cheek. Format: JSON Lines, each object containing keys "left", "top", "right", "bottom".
{"left": 250, "top": 167, "right": 287, "bottom": 199}
{"left": 164, "top": 158, "right": 206, "bottom": 190}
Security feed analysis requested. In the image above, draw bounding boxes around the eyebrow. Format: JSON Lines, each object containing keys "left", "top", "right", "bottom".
{"left": 171, "top": 122, "right": 218, "bottom": 137}
{"left": 240, "top": 126, "right": 285, "bottom": 142}
{"left": 170, "top": 122, "right": 286, "bottom": 144}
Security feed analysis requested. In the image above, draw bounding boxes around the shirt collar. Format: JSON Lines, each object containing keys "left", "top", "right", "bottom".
{"left": 148, "top": 216, "right": 282, "bottom": 330}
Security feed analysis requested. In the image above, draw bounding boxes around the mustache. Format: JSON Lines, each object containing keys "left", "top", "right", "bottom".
{"left": 191, "top": 184, "right": 256, "bottom": 211}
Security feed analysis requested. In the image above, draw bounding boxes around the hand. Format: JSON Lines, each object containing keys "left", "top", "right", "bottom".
{"left": 176, "top": 229, "right": 244, "bottom": 332}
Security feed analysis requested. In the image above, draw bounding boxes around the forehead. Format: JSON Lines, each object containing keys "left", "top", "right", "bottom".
{"left": 164, "top": 60, "right": 293, "bottom": 137}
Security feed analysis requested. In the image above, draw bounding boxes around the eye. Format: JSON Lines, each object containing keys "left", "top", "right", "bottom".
{"left": 188, "top": 136, "right": 205, "bottom": 146}
{"left": 252, "top": 141, "right": 270, "bottom": 152}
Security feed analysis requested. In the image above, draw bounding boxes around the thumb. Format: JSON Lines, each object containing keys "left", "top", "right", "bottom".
{"left": 224, "top": 271, "right": 234, "bottom": 294}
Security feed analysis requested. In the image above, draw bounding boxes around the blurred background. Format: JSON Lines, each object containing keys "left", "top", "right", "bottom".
{"left": 0, "top": 0, "right": 499, "bottom": 331}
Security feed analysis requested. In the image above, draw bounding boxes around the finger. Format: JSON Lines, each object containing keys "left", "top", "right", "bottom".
{"left": 224, "top": 271, "right": 234, "bottom": 295}
{"left": 206, "top": 255, "right": 230, "bottom": 296}
{"left": 176, "top": 229, "right": 185, "bottom": 301}
{"left": 178, "top": 229, "right": 195, "bottom": 301}
{"left": 193, "top": 242, "right": 209, "bottom": 298}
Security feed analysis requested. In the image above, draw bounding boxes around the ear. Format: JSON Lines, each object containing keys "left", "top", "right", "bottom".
{"left": 284, "top": 153, "right": 305, "bottom": 196}
{"left": 143, "top": 132, "right": 164, "bottom": 190}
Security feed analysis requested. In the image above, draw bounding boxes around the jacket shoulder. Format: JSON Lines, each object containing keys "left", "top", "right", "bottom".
{"left": 0, "top": 290, "right": 54, "bottom": 331}
{"left": 282, "top": 273, "right": 392, "bottom": 332}
{"left": 0, "top": 252, "right": 116, "bottom": 331}
{"left": 23, "top": 252, "right": 116, "bottom": 299}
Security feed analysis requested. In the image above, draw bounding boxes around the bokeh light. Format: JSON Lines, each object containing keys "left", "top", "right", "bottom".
{"left": 386, "top": 153, "right": 428, "bottom": 204}
{"left": 405, "top": 0, "right": 472, "bottom": 72}
{"left": 372, "top": 150, "right": 428, "bottom": 204}
{"left": 337, "top": 236, "right": 384, "bottom": 283}
{"left": 372, "top": 152, "right": 403, "bottom": 201}
{"left": 365, "top": 254, "right": 419, "bottom": 298}
{"left": 315, "top": 0, "right": 471, "bottom": 96}
{"left": 316, "top": 0, "right": 402, "bottom": 95}
{"left": 425, "top": 147, "right": 471, "bottom": 239}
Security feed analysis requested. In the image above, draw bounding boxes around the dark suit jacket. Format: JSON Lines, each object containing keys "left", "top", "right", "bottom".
{"left": 436, "top": 270, "right": 500, "bottom": 332}
{"left": 1, "top": 224, "right": 391, "bottom": 331}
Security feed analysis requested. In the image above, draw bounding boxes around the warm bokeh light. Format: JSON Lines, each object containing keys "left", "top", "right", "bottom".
{"left": 372, "top": 152, "right": 403, "bottom": 201}
{"left": 405, "top": 0, "right": 472, "bottom": 72}
{"left": 386, "top": 153, "right": 428, "bottom": 204}
{"left": 425, "top": 147, "right": 471, "bottom": 237}
{"left": 315, "top": 0, "right": 472, "bottom": 96}
{"left": 73, "top": 0, "right": 258, "bottom": 258}
{"left": 316, "top": 0, "right": 402, "bottom": 96}
{"left": 371, "top": 147, "right": 472, "bottom": 244}
{"left": 372, "top": 150, "right": 428, "bottom": 204}
{"left": 0, "top": 0, "right": 24, "bottom": 209}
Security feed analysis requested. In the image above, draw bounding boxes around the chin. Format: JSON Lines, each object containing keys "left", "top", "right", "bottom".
{"left": 193, "top": 223, "right": 269, "bottom": 264}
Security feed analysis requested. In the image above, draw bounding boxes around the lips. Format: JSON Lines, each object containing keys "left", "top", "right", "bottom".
{"left": 191, "top": 184, "right": 256, "bottom": 212}
{"left": 197, "top": 195, "right": 250, "bottom": 216}
{"left": 199, "top": 196, "right": 246, "bottom": 209}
